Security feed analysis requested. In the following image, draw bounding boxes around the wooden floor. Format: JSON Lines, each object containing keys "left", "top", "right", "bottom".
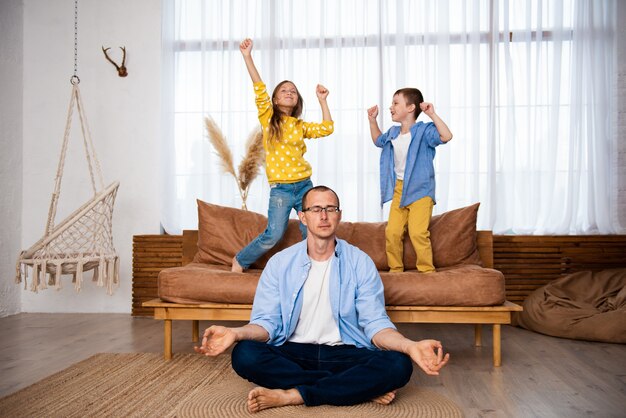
{"left": 1, "top": 314, "right": 624, "bottom": 417}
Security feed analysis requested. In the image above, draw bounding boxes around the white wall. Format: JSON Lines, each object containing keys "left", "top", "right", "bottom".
{"left": 19, "top": 0, "right": 162, "bottom": 313}
{"left": 0, "top": 0, "right": 24, "bottom": 317}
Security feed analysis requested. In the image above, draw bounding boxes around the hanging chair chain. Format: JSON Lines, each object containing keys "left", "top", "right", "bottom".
{"left": 71, "top": 0, "right": 80, "bottom": 85}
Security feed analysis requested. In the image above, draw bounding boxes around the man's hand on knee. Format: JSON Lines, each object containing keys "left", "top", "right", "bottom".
{"left": 194, "top": 325, "right": 236, "bottom": 356}
{"left": 408, "top": 339, "right": 450, "bottom": 375}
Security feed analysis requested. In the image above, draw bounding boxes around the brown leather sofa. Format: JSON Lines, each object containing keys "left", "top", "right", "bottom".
{"left": 147, "top": 200, "right": 522, "bottom": 365}
{"left": 159, "top": 200, "right": 505, "bottom": 307}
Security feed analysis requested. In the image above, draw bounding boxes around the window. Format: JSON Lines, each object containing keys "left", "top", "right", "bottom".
{"left": 162, "top": 0, "right": 620, "bottom": 235}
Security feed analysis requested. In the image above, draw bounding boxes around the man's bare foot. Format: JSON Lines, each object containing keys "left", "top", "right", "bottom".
{"left": 372, "top": 390, "right": 397, "bottom": 405}
{"left": 247, "top": 387, "right": 304, "bottom": 413}
{"left": 231, "top": 256, "right": 244, "bottom": 273}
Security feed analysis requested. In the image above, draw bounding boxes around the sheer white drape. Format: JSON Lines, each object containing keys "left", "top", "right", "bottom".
{"left": 161, "top": 0, "right": 621, "bottom": 235}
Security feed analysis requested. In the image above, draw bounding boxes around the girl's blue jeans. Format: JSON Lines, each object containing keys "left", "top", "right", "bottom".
{"left": 231, "top": 340, "right": 413, "bottom": 406}
{"left": 235, "top": 178, "right": 313, "bottom": 269}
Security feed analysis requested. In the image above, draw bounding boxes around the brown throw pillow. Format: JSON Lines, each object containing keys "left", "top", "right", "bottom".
{"left": 403, "top": 202, "right": 482, "bottom": 269}
{"left": 336, "top": 221, "right": 388, "bottom": 270}
{"left": 338, "top": 203, "right": 481, "bottom": 270}
{"left": 194, "top": 199, "right": 302, "bottom": 269}
{"left": 194, "top": 199, "right": 481, "bottom": 271}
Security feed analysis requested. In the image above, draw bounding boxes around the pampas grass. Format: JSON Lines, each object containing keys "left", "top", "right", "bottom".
{"left": 204, "top": 116, "right": 264, "bottom": 210}
{"left": 238, "top": 130, "right": 265, "bottom": 190}
{"left": 204, "top": 117, "right": 237, "bottom": 179}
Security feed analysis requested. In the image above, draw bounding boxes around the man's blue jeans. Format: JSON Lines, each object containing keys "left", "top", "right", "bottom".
{"left": 235, "top": 179, "right": 312, "bottom": 269}
{"left": 231, "top": 340, "right": 413, "bottom": 406}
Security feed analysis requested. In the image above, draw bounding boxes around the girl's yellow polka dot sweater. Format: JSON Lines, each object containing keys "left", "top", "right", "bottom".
{"left": 254, "top": 82, "right": 334, "bottom": 184}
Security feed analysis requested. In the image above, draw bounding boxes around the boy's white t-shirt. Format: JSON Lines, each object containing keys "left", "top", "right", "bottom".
{"left": 289, "top": 257, "right": 343, "bottom": 346}
{"left": 392, "top": 132, "right": 412, "bottom": 180}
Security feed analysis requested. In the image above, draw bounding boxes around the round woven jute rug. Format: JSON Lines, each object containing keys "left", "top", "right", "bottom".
{"left": 176, "top": 377, "right": 463, "bottom": 418}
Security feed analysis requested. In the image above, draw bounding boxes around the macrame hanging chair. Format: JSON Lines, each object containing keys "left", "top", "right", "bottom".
{"left": 15, "top": 81, "right": 120, "bottom": 295}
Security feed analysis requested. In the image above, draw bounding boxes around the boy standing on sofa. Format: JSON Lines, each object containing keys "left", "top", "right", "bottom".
{"left": 367, "top": 89, "right": 453, "bottom": 273}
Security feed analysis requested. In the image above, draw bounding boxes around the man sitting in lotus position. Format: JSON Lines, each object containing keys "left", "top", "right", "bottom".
{"left": 195, "top": 185, "right": 449, "bottom": 413}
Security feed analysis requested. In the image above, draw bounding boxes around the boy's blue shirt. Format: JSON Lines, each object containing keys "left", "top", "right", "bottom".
{"left": 375, "top": 121, "right": 444, "bottom": 207}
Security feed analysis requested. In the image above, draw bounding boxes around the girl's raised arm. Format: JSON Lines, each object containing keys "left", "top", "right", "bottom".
{"left": 240, "top": 38, "right": 262, "bottom": 83}
{"left": 316, "top": 84, "right": 333, "bottom": 122}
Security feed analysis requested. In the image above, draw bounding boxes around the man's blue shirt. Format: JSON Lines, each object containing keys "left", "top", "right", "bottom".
{"left": 375, "top": 121, "right": 444, "bottom": 207}
{"left": 250, "top": 239, "right": 395, "bottom": 350}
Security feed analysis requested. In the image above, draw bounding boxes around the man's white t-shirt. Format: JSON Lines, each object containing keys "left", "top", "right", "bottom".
{"left": 392, "top": 132, "right": 412, "bottom": 180}
{"left": 289, "top": 257, "right": 343, "bottom": 345}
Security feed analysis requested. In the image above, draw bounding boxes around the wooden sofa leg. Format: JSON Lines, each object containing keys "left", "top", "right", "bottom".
{"left": 493, "top": 324, "right": 501, "bottom": 367}
{"left": 164, "top": 319, "right": 173, "bottom": 360}
{"left": 192, "top": 320, "right": 199, "bottom": 342}
{"left": 474, "top": 324, "right": 482, "bottom": 347}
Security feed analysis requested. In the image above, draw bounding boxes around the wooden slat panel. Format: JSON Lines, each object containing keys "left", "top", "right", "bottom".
{"left": 132, "top": 235, "right": 183, "bottom": 317}
{"left": 132, "top": 233, "right": 626, "bottom": 315}
{"left": 494, "top": 235, "right": 626, "bottom": 305}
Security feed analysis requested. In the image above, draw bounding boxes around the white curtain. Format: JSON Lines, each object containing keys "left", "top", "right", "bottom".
{"left": 161, "top": 0, "right": 621, "bottom": 235}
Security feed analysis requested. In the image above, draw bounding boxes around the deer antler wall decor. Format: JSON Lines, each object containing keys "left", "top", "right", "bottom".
{"left": 102, "top": 46, "right": 128, "bottom": 77}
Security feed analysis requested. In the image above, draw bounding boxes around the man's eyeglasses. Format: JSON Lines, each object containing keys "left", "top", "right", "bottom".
{"left": 303, "top": 205, "right": 341, "bottom": 214}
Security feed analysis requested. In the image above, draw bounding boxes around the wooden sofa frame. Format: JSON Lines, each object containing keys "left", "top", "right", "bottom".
{"left": 144, "top": 230, "right": 522, "bottom": 366}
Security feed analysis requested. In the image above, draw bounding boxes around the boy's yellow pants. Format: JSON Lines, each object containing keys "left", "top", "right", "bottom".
{"left": 386, "top": 180, "right": 435, "bottom": 273}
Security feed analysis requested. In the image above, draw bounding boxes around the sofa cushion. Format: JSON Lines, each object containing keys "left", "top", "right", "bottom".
{"left": 426, "top": 202, "right": 483, "bottom": 268}
{"left": 194, "top": 200, "right": 302, "bottom": 269}
{"left": 194, "top": 199, "right": 481, "bottom": 270}
{"left": 336, "top": 203, "right": 482, "bottom": 270}
{"left": 159, "top": 263, "right": 262, "bottom": 304}
{"left": 335, "top": 221, "right": 388, "bottom": 270}
{"left": 158, "top": 263, "right": 505, "bottom": 306}
{"left": 381, "top": 265, "right": 504, "bottom": 306}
